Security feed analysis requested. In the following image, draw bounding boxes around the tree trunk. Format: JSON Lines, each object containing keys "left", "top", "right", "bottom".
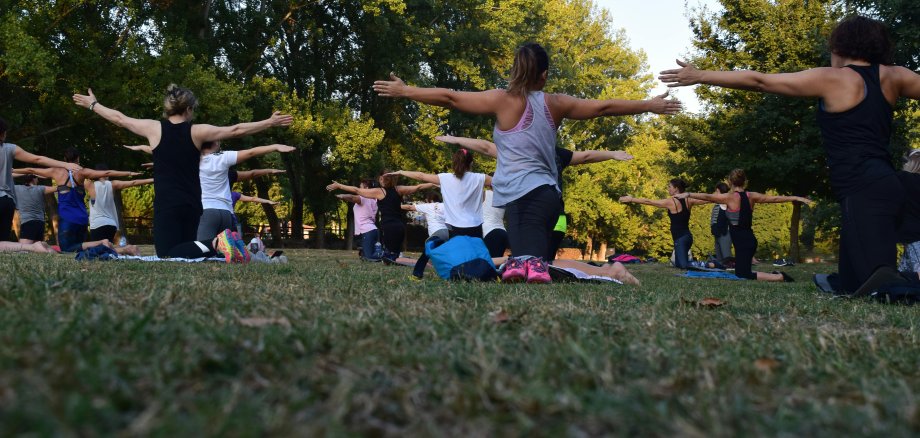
{"left": 789, "top": 202, "right": 801, "bottom": 262}
{"left": 282, "top": 153, "right": 304, "bottom": 244}
{"left": 345, "top": 206, "right": 354, "bottom": 251}
{"left": 314, "top": 212, "right": 326, "bottom": 249}
{"left": 596, "top": 241, "right": 608, "bottom": 262}
{"left": 585, "top": 235, "right": 593, "bottom": 261}
{"left": 252, "top": 176, "right": 283, "bottom": 246}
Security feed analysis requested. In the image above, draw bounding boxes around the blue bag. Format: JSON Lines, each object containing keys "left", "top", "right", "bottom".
{"left": 425, "top": 236, "right": 497, "bottom": 281}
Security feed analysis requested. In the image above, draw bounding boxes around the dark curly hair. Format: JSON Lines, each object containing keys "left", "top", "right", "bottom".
{"left": 828, "top": 16, "right": 893, "bottom": 65}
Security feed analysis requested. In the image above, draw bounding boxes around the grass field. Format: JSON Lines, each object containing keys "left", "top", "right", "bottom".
{"left": 1, "top": 248, "right": 918, "bottom": 436}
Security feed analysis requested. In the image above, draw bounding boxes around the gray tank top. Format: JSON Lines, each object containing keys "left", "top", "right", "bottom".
{"left": 89, "top": 180, "right": 119, "bottom": 229}
{"left": 0, "top": 143, "right": 16, "bottom": 205}
{"left": 491, "top": 91, "right": 559, "bottom": 207}
{"left": 14, "top": 185, "right": 46, "bottom": 223}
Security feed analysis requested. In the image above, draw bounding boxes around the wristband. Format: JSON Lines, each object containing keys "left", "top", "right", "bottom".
{"left": 89, "top": 101, "right": 98, "bottom": 111}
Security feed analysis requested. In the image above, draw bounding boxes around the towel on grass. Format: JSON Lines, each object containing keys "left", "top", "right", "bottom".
{"left": 117, "top": 255, "right": 227, "bottom": 263}
{"left": 679, "top": 270, "right": 745, "bottom": 280}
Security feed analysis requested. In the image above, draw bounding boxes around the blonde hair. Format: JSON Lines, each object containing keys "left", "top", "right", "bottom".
{"left": 904, "top": 149, "right": 920, "bottom": 174}
{"left": 163, "top": 84, "right": 198, "bottom": 117}
{"left": 507, "top": 43, "right": 549, "bottom": 97}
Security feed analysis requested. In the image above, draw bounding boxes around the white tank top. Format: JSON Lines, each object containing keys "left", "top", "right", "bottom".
{"left": 89, "top": 180, "right": 119, "bottom": 229}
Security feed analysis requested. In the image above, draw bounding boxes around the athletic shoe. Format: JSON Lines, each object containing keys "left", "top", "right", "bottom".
{"left": 214, "top": 230, "right": 242, "bottom": 263}
{"left": 853, "top": 266, "right": 909, "bottom": 297}
{"left": 525, "top": 257, "right": 552, "bottom": 284}
{"left": 231, "top": 231, "right": 251, "bottom": 263}
{"left": 773, "top": 258, "right": 795, "bottom": 267}
{"left": 501, "top": 257, "right": 527, "bottom": 283}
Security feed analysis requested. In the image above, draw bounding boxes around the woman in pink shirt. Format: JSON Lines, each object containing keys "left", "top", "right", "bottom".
{"left": 336, "top": 179, "right": 380, "bottom": 261}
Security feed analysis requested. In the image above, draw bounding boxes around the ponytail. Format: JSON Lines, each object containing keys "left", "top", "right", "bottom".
{"left": 508, "top": 43, "right": 549, "bottom": 97}
{"left": 452, "top": 149, "right": 473, "bottom": 179}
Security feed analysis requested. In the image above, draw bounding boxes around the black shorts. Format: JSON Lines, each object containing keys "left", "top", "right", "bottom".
{"left": 19, "top": 220, "right": 45, "bottom": 241}
{"left": 89, "top": 225, "right": 118, "bottom": 242}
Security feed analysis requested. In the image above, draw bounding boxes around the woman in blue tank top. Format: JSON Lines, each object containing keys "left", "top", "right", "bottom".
{"left": 73, "top": 85, "right": 293, "bottom": 257}
{"left": 661, "top": 15, "right": 920, "bottom": 295}
{"left": 374, "top": 43, "right": 681, "bottom": 283}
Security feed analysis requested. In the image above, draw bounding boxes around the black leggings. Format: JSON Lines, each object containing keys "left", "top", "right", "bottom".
{"left": 154, "top": 204, "right": 202, "bottom": 258}
{"left": 0, "top": 196, "right": 14, "bottom": 241}
{"left": 89, "top": 225, "right": 117, "bottom": 242}
{"left": 730, "top": 227, "right": 758, "bottom": 280}
{"left": 838, "top": 174, "right": 905, "bottom": 292}
{"left": 166, "top": 239, "right": 216, "bottom": 258}
{"left": 378, "top": 222, "right": 405, "bottom": 254}
{"left": 484, "top": 229, "right": 509, "bottom": 258}
{"left": 504, "top": 185, "right": 562, "bottom": 260}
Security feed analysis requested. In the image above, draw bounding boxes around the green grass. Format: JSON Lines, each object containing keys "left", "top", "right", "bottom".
{"left": 1, "top": 249, "right": 918, "bottom": 436}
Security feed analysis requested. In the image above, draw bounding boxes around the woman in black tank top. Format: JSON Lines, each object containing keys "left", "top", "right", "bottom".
{"left": 661, "top": 16, "right": 920, "bottom": 293}
{"left": 327, "top": 172, "right": 438, "bottom": 260}
{"left": 678, "top": 169, "right": 812, "bottom": 282}
{"left": 73, "top": 85, "right": 293, "bottom": 257}
{"left": 620, "top": 178, "right": 706, "bottom": 269}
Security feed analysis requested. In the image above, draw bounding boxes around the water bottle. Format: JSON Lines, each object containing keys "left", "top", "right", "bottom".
{"left": 374, "top": 242, "right": 382, "bottom": 258}
{"left": 119, "top": 236, "right": 127, "bottom": 247}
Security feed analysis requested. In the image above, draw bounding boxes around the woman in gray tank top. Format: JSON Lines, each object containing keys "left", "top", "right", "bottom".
{"left": 13, "top": 173, "right": 55, "bottom": 243}
{"left": 374, "top": 43, "right": 680, "bottom": 283}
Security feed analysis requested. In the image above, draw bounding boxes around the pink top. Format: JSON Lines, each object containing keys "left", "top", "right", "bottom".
{"left": 354, "top": 196, "right": 378, "bottom": 235}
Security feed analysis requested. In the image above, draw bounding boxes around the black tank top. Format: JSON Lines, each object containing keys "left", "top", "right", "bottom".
{"left": 730, "top": 191, "right": 753, "bottom": 230}
{"left": 377, "top": 187, "right": 404, "bottom": 226}
{"left": 668, "top": 198, "right": 690, "bottom": 239}
{"left": 154, "top": 120, "right": 201, "bottom": 210}
{"left": 816, "top": 64, "right": 895, "bottom": 199}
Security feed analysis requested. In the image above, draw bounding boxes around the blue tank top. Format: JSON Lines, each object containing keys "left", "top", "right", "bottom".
{"left": 816, "top": 64, "right": 894, "bottom": 199}
{"left": 57, "top": 171, "right": 88, "bottom": 225}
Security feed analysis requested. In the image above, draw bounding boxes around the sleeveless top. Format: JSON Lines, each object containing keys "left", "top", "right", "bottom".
{"left": 0, "top": 143, "right": 16, "bottom": 204}
{"left": 816, "top": 64, "right": 894, "bottom": 199}
{"left": 14, "top": 185, "right": 46, "bottom": 223}
{"left": 491, "top": 91, "right": 559, "bottom": 207}
{"left": 377, "top": 187, "right": 403, "bottom": 226}
{"left": 667, "top": 198, "right": 691, "bottom": 239}
{"left": 728, "top": 191, "right": 753, "bottom": 230}
{"left": 154, "top": 120, "right": 201, "bottom": 210}
{"left": 89, "top": 180, "right": 118, "bottom": 229}
{"left": 57, "top": 171, "right": 88, "bottom": 225}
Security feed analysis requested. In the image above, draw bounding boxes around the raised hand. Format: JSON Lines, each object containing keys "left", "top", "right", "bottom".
{"left": 269, "top": 111, "right": 294, "bottom": 127}
{"left": 434, "top": 135, "right": 456, "bottom": 144}
{"left": 618, "top": 195, "right": 632, "bottom": 203}
{"left": 269, "top": 169, "right": 286, "bottom": 174}
{"left": 274, "top": 144, "right": 296, "bottom": 153}
{"left": 72, "top": 88, "right": 97, "bottom": 109}
{"left": 325, "top": 181, "right": 341, "bottom": 192}
{"left": 383, "top": 170, "right": 403, "bottom": 177}
{"left": 659, "top": 60, "right": 702, "bottom": 88}
{"left": 612, "top": 151, "right": 633, "bottom": 161}
{"left": 64, "top": 162, "right": 83, "bottom": 172}
{"left": 372, "top": 73, "right": 408, "bottom": 98}
{"left": 798, "top": 197, "right": 814, "bottom": 206}
{"left": 647, "top": 90, "right": 682, "bottom": 115}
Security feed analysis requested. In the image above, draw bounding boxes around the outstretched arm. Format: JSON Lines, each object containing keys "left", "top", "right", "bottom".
{"left": 895, "top": 66, "right": 920, "bottom": 99}
{"left": 386, "top": 170, "right": 439, "bottom": 185}
{"left": 190, "top": 112, "right": 293, "bottom": 146}
{"left": 374, "top": 74, "right": 504, "bottom": 115}
{"left": 13, "top": 167, "right": 57, "bottom": 179}
{"left": 326, "top": 181, "right": 385, "bottom": 200}
{"left": 401, "top": 204, "right": 417, "bottom": 211}
{"left": 618, "top": 195, "right": 672, "bottom": 209}
{"left": 748, "top": 192, "right": 813, "bottom": 206}
{"left": 80, "top": 169, "right": 142, "bottom": 180}
{"left": 397, "top": 183, "right": 438, "bottom": 196}
{"left": 111, "top": 178, "right": 154, "bottom": 190}
{"left": 123, "top": 144, "right": 154, "bottom": 155}
{"left": 238, "top": 195, "right": 279, "bottom": 205}
{"left": 73, "top": 89, "right": 161, "bottom": 143}
{"left": 235, "top": 144, "right": 296, "bottom": 164}
{"left": 42, "top": 185, "right": 57, "bottom": 195}
{"left": 13, "top": 147, "right": 81, "bottom": 172}
{"left": 234, "top": 169, "right": 285, "bottom": 181}
{"left": 675, "top": 191, "right": 735, "bottom": 204}
{"left": 550, "top": 91, "right": 681, "bottom": 121}
{"left": 659, "top": 60, "right": 840, "bottom": 99}
{"left": 336, "top": 194, "right": 362, "bottom": 204}
{"left": 570, "top": 150, "right": 633, "bottom": 165}
{"left": 435, "top": 135, "right": 497, "bottom": 158}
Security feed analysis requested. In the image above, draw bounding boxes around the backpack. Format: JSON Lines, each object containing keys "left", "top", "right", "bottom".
{"left": 425, "top": 236, "right": 498, "bottom": 281}
{"left": 75, "top": 245, "right": 119, "bottom": 261}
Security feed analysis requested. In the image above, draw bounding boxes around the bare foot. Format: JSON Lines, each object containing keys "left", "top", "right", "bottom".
{"left": 32, "top": 241, "right": 58, "bottom": 253}
{"left": 608, "top": 262, "right": 641, "bottom": 286}
{"left": 116, "top": 245, "right": 140, "bottom": 256}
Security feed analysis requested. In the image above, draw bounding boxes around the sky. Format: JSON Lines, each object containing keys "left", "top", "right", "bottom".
{"left": 594, "top": 0, "right": 724, "bottom": 113}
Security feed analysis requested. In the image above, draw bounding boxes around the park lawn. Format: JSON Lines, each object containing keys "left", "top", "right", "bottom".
{"left": 0, "top": 248, "right": 917, "bottom": 436}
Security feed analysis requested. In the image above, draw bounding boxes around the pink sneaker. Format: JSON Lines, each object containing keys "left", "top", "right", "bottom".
{"left": 525, "top": 257, "right": 552, "bottom": 284}
{"left": 501, "top": 257, "right": 527, "bottom": 283}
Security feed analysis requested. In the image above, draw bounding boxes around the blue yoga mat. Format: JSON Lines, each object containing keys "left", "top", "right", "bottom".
{"left": 679, "top": 271, "right": 746, "bottom": 280}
